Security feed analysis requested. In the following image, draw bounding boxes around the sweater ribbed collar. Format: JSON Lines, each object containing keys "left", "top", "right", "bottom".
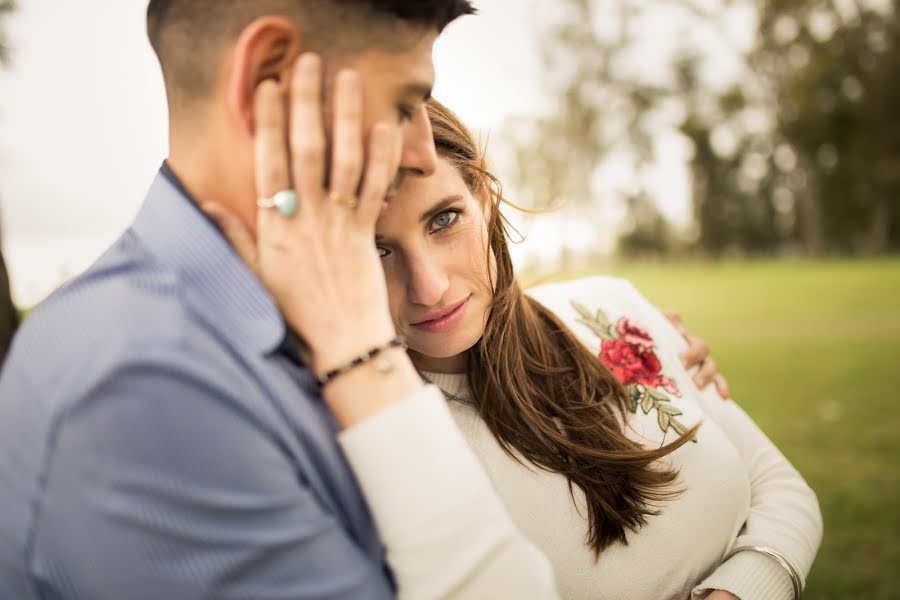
{"left": 419, "top": 370, "right": 473, "bottom": 404}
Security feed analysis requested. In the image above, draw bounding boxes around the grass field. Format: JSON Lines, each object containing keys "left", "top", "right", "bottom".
{"left": 578, "top": 259, "right": 900, "bottom": 600}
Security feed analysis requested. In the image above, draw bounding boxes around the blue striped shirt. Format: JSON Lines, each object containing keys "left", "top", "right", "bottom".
{"left": 0, "top": 168, "right": 394, "bottom": 599}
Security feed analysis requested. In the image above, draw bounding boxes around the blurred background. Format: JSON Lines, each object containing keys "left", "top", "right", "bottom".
{"left": 1, "top": 0, "right": 898, "bottom": 597}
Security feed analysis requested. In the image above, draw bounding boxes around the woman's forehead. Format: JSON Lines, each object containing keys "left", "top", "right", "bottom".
{"left": 377, "top": 159, "right": 471, "bottom": 227}
{"left": 396, "top": 158, "right": 468, "bottom": 202}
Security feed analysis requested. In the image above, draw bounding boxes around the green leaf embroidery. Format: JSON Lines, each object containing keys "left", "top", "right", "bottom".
{"left": 571, "top": 301, "right": 593, "bottom": 321}
{"left": 669, "top": 417, "right": 698, "bottom": 442}
{"left": 627, "top": 385, "right": 641, "bottom": 413}
{"left": 656, "top": 403, "right": 683, "bottom": 416}
{"left": 576, "top": 318, "right": 616, "bottom": 341}
{"left": 658, "top": 410, "right": 671, "bottom": 432}
{"left": 572, "top": 301, "right": 618, "bottom": 341}
{"left": 645, "top": 387, "right": 668, "bottom": 401}
{"left": 641, "top": 392, "right": 655, "bottom": 414}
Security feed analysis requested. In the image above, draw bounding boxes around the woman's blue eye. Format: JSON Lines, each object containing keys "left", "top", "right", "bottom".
{"left": 431, "top": 210, "right": 459, "bottom": 230}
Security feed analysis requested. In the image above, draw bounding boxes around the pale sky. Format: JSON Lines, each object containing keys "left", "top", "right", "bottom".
{"left": 0, "top": 0, "right": 737, "bottom": 306}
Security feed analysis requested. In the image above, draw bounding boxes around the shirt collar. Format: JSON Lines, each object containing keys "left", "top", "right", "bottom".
{"left": 131, "top": 164, "right": 288, "bottom": 356}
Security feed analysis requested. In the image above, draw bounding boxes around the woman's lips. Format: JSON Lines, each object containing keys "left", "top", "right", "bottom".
{"left": 411, "top": 297, "right": 470, "bottom": 334}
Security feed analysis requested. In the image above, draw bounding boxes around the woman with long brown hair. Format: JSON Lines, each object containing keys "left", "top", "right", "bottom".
{"left": 366, "top": 98, "right": 822, "bottom": 600}
{"left": 211, "top": 68, "right": 821, "bottom": 598}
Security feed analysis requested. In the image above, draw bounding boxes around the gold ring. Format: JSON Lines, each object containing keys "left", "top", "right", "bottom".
{"left": 329, "top": 191, "right": 359, "bottom": 209}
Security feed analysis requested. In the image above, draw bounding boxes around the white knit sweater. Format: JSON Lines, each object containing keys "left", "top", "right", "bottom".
{"left": 422, "top": 276, "right": 823, "bottom": 600}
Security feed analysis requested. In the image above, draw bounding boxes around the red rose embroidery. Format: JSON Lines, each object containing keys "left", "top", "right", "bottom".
{"left": 616, "top": 318, "right": 654, "bottom": 350}
{"left": 599, "top": 322, "right": 680, "bottom": 396}
{"left": 600, "top": 338, "right": 658, "bottom": 385}
{"left": 573, "top": 299, "right": 693, "bottom": 440}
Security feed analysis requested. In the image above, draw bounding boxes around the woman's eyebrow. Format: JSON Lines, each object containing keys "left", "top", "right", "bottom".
{"left": 420, "top": 195, "right": 464, "bottom": 222}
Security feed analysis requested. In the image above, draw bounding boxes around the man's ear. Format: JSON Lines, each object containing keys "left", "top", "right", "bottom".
{"left": 225, "top": 16, "right": 302, "bottom": 136}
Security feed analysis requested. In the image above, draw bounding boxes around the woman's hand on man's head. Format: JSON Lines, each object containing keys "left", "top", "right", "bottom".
{"left": 204, "top": 54, "right": 400, "bottom": 370}
{"left": 206, "top": 54, "right": 426, "bottom": 429}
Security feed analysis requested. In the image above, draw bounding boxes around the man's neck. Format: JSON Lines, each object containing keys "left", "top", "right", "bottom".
{"left": 167, "top": 128, "right": 256, "bottom": 232}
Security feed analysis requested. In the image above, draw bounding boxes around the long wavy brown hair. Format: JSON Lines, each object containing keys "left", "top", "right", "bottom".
{"left": 426, "top": 99, "right": 700, "bottom": 555}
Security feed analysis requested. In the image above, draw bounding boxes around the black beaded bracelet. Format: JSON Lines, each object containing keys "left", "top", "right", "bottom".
{"left": 315, "top": 336, "right": 408, "bottom": 389}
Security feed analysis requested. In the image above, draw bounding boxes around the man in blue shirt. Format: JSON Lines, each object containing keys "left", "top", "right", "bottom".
{"left": 0, "top": 2, "right": 485, "bottom": 598}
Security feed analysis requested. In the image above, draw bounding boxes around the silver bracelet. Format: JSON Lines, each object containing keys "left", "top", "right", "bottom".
{"left": 724, "top": 545, "right": 803, "bottom": 599}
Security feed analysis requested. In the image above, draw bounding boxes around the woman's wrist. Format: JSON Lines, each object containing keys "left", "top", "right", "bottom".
{"left": 320, "top": 346, "right": 424, "bottom": 429}
{"left": 315, "top": 336, "right": 408, "bottom": 389}
{"left": 306, "top": 320, "right": 399, "bottom": 375}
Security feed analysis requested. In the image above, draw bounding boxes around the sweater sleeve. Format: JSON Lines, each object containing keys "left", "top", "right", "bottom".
{"left": 687, "top": 394, "right": 823, "bottom": 600}
{"left": 339, "top": 385, "right": 561, "bottom": 600}
{"left": 609, "top": 280, "right": 823, "bottom": 600}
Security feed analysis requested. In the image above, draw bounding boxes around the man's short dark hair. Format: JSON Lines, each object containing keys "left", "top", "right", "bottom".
{"left": 147, "top": 0, "right": 475, "bottom": 110}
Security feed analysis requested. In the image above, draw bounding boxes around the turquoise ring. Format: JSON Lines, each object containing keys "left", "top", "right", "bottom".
{"left": 257, "top": 189, "right": 298, "bottom": 217}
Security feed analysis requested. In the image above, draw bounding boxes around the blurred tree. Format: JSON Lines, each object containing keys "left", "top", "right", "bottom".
{"left": 678, "top": 0, "right": 899, "bottom": 255}
{"left": 617, "top": 190, "right": 679, "bottom": 257}
{"left": 1, "top": 0, "right": 18, "bottom": 363}
{"left": 677, "top": 64, "right": 795, "bottom": 255}
{"left": 772, "top": 0, "right": 900, "bottom": 254}
{"left": 500, "top": 0, "right": 672, "bottom": 268}
{"left": 0, "top": 0, "right": 14, "bottom": 66}
{"left": 507, "top": 0, "right": 898, "bottom": 259}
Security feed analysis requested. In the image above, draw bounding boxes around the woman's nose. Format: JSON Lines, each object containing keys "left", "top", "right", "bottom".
{"left": 407, "top": 253, "right": 449, "bottom": 307}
